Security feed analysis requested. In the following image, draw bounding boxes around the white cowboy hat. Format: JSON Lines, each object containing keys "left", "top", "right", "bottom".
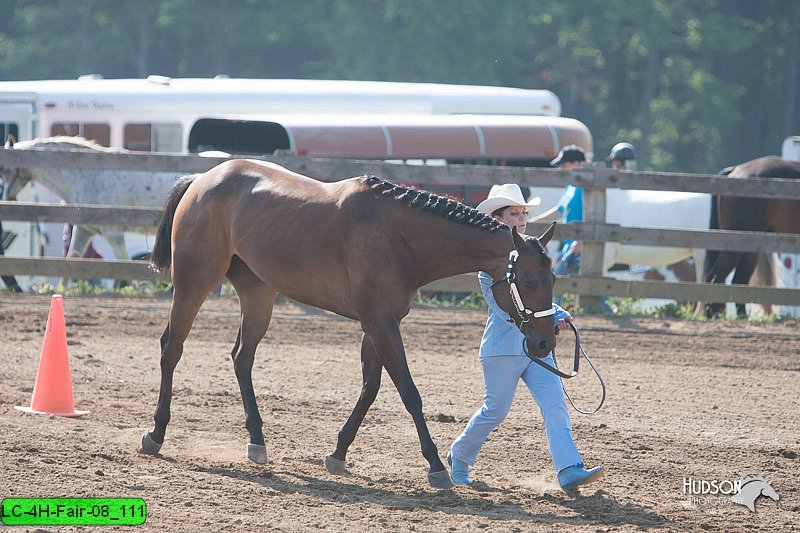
{"left": 476, "top": 183, "right": 541, "bottom": 217}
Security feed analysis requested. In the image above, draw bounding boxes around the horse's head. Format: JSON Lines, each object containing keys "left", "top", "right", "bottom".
{"left": 1, "top": 137, "right": 34, "bottom": 200}
{"left": 492, "top": 223, "right": 557, "bottom": 359}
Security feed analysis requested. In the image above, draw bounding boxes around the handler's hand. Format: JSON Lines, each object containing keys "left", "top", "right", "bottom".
{"left": 556, "top": 316, "right": 574, "bottom": 334}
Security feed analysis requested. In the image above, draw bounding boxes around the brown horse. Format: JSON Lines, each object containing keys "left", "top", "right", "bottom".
{"left": 705, "top": 156, "right": 800, "bottom": 316}
{"left": 139, "top": 158, "right": 558, "bottom": 488}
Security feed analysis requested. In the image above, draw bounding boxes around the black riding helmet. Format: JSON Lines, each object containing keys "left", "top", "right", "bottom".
{"left": 606, "top": 142, "right": 636, "bottom": 162}
{"left": 550, "top": 144, "right": 586, "bottom": 167}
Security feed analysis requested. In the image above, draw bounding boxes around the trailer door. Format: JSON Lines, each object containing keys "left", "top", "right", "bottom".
{"left": 0, "top": 100, "right": 35, "bottom": 142}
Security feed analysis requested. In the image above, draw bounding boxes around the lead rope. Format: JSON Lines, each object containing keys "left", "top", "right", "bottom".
{"left": 525, "top": 322, "right": 606, "bottom": 414}
{"left": 555, "top": 326, "right": 606, "bottom": 414}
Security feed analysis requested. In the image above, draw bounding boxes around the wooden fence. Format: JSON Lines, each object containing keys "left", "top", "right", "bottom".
{"left": 1, "top": 147, "right": 799, "bottom": 308}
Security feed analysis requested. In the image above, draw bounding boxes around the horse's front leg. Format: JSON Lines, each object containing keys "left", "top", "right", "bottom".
{"left": 360, "top": 314, "right": 452, "bottom": 489}
{"left": 325, "top": 333, "right": 383, "bottom": 475}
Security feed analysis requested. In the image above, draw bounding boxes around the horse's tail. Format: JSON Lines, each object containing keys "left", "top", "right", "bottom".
{"left": 702, "top": 194, "right": 720, "bottom": 282}
{"left": 151, "top": 175, "right": 198, "bottom": 272}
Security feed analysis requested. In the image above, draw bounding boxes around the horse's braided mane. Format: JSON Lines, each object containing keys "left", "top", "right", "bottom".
{"left": 364, "top": 176, "right": 507, "bottom": 233}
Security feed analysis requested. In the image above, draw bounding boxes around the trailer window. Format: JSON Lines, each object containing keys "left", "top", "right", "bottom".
{"left": 51, "top": 122, "right": 110, "bottom": 146}
{"left": 188, "top": 118, "right": 290, "bottom": 155}
{"left": 2, "top": 122, "right": 19, "bottom": 143}
{"left": 124, "top": 122, "right": 182, "bottom": 152}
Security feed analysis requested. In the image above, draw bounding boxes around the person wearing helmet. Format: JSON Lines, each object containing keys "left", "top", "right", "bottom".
{"left": 549, "top": 144, "right": 587, "bottom": 171}
{"left": 531, "top": 144, "right": 586, "bottom": 225}
{"left": 447, "top": 182, "right": 605, "bottom": 491}
{"left": 607, "top": 142, "right": 637, "bottom": 170}
{"left": 530, "top": 144, "right": 587, "bottom": 275}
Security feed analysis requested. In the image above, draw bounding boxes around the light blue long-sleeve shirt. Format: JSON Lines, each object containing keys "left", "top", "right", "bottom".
{"left": 478, "top": 271, "right": 570, "bottom": 357}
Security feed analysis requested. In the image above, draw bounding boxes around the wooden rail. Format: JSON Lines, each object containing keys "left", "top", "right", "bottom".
{"left": 3, "top": 148, "right": 800, "bottom": 198}
{"left": 1, "top": 148, "right": 799, "bottom": 309}
{"left": 2, "top": 202, "right": 798, "bottom": 254}
{"left": 428, "top": 274, "right": 800, "bottom": 306}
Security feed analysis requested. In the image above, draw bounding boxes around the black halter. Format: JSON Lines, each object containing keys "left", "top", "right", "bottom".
{"left": 492, "top": 249, "right": 556, "bottom": 323}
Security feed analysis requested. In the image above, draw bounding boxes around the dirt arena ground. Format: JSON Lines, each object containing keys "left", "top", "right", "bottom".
{"left": 1, "top": 293, "right": 798, "bottom": 531}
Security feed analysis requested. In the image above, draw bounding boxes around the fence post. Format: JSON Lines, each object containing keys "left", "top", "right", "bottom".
{"left": 577, "top": 181, "right": 606, "bottom": 311}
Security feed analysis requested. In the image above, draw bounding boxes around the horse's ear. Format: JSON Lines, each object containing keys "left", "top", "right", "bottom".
{"left": 537, "top": 222, "right": 557, "bottom": 246}
{"left": 511, "top": 226, "right": 527, "bottom": 250}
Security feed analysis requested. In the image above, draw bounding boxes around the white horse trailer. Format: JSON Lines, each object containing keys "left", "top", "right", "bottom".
{"left": 0, "top": 76, "right": 564, "bottom": 149}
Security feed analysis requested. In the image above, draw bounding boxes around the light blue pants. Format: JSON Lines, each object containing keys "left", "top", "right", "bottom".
{"left": 451, "top": 353, "right": 583, "bottom": 473}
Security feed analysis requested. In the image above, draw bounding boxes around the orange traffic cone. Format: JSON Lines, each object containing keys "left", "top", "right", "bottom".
{"left": 15, "top": 295, "right": 89, "bottom": 417}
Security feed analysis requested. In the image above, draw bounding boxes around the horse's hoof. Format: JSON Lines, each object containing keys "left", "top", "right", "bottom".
{"left": 140, "top": 432, "right": 162, "bottom": 455}
{"left": 246, "top": 443, "right": 269, "bottom": 464}
{"left": 324, "top": 454, "right": 348, "bottom": 475}
{"left": 428, "top": 470, "right": 455, "bottom": 489}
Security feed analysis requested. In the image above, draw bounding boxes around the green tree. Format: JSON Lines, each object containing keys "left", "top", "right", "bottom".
{"left": 0, "top": 0, "right": 797, "bottom": 172}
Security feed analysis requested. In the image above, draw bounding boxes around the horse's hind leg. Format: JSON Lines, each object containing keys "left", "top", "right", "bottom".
{"left": 325, "top": 333, "right": 383, "bottom": 475}
{"left": 226, "top": 256, "right": 276, "bottom": 464}
{"left": 61, "top": 225, "right": 95, "bottom": 286}
{"left": 705, "top": 251, "right": 742, "bottom": 317}
{"left": 141, "top": 251, "right": 230, "bottom": 455}
{"left": 105, "top": 229, "right": 130, "bottom": 260}
{"left": 64, "top": 225, "right": 93, "bottom": 259}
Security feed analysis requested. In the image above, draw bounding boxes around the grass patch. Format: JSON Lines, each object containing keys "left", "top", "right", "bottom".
{"left": 29, "top": 279, "right": 174, "bottom": 297}
{"left": 413, "top": 291, "right": 486, "bottom": 310}
{"left": 603, "top": 297, "right": 699, "bottom": 319}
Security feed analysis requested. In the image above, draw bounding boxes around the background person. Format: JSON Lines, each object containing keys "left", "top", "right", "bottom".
{"left": 607, "top": 142, "right": 637, "bottom": 170}
{"left": 529, "top": 145, "right": 586, "bottom": 275}
{"left": 448, "top": 183, "right": 604, "bottom": 491}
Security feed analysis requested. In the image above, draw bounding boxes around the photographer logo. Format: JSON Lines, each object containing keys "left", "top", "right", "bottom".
{"left": 683, "top": 475, "right": 779, "bottom": 512}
